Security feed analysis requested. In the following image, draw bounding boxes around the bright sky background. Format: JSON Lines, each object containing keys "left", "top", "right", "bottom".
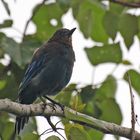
{"left": 1, "top": 0, "right": 140, "bottom": 140}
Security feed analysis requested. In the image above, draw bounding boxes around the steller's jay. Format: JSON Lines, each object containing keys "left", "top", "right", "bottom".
{"left": 15, "top": 28, "right": 76, "bottom": 134}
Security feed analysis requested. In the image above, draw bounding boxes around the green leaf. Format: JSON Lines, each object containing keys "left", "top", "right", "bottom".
{"left": 109, "top": 2, "right": 124, "bottom": 15}
{"left": 56, "top": 84, "right": 76, "bottom": 106}
{"left": 0, "top": 113, "right": 15, "bottom": 140}
{"left": 21, "top": 117, "right": 38, "bottom": 134}
{"left": 88, "top": 129, "right": 104, "bottom": 140}
{"left": 95, "top": 75, "right": 117, "bottom": 101}
{"left": 137, "top": 16, "right": 140, "bottom": 39}
{"left": 72, "top": 0, "right": 108, "bottom": 42}
{"left": 82, "top": 100, "right": 101, "bottom": 118}
{"left": 119, "top": 14, "right": 138, "bottom": 49}
{"left": 0, "top": 80, "right": 6, "bottom": 89}
{"left": 97, "top": 98, "right": 122, "bottom": 124}
{"left": 0, "top": 63, "right": 6, "bottom": 79}
{"left": 122, "top": 60, "right": 132, "bottom": 65}
{"left": 1, "top": 37, "right": 22, "bottom": 67}
{"left": 65, "top": 124, "right": 91, "bottom": 140}
{"left": 55, "top": 90, "right": 72, "bottom": 106}
{"left": 32, "top": 3, "right": 63, "bottom": 41}
{"left": 16, "top": 117, "right": 39, "bottom": 140}
{"left": 1, "top": 36, "right": 38, "bottom": 68}
{"left": 0, "top": 20, "right": 13, "bottom": 29}
{"left": 80, "top": 85, "right": 96, "bottom": 103}
{"left": 11, "top": 62, "right": 26, "bottom": 84}
{"left": 57, "top": 0, "right": 71, "bottom": 13}
{"left": 124, "top": 70, "right": 140, "bottom": 95}
{"left": 0, "top": 32, "right": 6, "bottom": 41}
{"left": 46, "top": 136, "right": 61, "bottom": 140}
{"left": 0, "top": 48, "right": 4, "bottom": 58}
{"left": 22, "top": 133, "right": 39, "bottom": 140}
{"left": 1, "top": 122, "right": 14, "bottom": 140}
{"left": 70, "top": 94, "right": 86, "bottom": 112}
{"left": 20, "top": 40, "right": 41, "bottom": 66}
{"left": 0, "top": 74, "right": 18, "bottom": 100}
{"left": 103, "top": 11, "right": 119, "bottom": 40}
{"left": 85, "top": 43, "right": 122, "bottom": 65}
{"left": 81, "top": 76, "right": 117, "bottom": 118}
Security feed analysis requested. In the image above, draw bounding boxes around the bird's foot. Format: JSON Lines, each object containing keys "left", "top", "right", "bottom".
{"left": 43, "top": 95, "right": 64, "bottom": 111}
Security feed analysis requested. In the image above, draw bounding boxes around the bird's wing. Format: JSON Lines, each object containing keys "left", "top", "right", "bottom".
{"left": 19, "top": 47, "right": 48, "bottom": 93}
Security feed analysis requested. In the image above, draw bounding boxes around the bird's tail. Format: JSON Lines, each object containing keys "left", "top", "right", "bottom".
{"left": 15, "top": 89, "right": 37, "bottom": 134}
{"left": 15, "top": 116, "right": 29, "bottom": 134}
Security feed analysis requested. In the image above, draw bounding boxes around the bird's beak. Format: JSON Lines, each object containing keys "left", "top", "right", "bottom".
{"left": 68, "top": 28, "right": 76, "bottom": 36}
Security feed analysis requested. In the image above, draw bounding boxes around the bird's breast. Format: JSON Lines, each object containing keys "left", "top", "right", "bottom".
{"left": 59, "top": 46, "right": 75, "bottom": 64}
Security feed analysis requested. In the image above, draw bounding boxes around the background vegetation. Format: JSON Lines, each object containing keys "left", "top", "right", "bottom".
{"left": 0, "top": 0, "right": 140, "bottom": 139}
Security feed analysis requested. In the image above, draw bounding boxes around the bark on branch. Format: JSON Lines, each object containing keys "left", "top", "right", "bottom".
{"left": 109, "top": 0, "right": 140, "bottom": 8}
{"left": 0, "top": 99, "right": 140, "bottom": 140}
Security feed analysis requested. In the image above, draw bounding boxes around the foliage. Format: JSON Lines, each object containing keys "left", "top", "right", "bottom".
{"left": 0, "top": 0, "right": 140, "bottom": 139}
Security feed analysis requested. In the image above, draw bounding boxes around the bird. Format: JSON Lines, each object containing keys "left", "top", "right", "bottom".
{"left": 15, "top": 28, "right": 76, "bottom": 134}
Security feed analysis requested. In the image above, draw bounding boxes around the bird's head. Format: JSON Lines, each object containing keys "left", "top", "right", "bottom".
{"left": 49, "top": 28, "right": 76, "bottom": 46}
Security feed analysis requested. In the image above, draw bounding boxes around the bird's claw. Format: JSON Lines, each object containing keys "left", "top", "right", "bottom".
{"left": 43, "top": 95, "right": 64, "bottom": 111}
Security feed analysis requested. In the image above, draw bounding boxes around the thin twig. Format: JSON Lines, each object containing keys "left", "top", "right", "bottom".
{"left": 22, "top": 0, "right": 47, "bottom": 40}
{"left": 39, "top": 128, "right": 52, "bottom": 136}
{"left": 55, "top": 130, "right": 66, "bottom": 140}
{"left": 40, "top": 127, "right": 65, "bottom": 140}
{"left": 39, "top": 119, "right": 65, "bottom": 140}
{"left": 55, "top": 120, "right": 62, "bottom": 127}
{"left": 109, "top": 0, "right": 140, "bottom": 8}
{"left": 127, "top": 72, "right": 136, "bottom": 140}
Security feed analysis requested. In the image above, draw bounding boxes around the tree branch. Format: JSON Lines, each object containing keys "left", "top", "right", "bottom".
{"left": 0, "top": 99, "right": 64, "bottom": 117}
{"left": 109, "top": 0, "right": 140, "bottom": 8}
{"left": 127, "top": 72, "right": 136, "bottom": 140}
{"left": 0, "top": 99, "right": 140, "bottom": 139}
